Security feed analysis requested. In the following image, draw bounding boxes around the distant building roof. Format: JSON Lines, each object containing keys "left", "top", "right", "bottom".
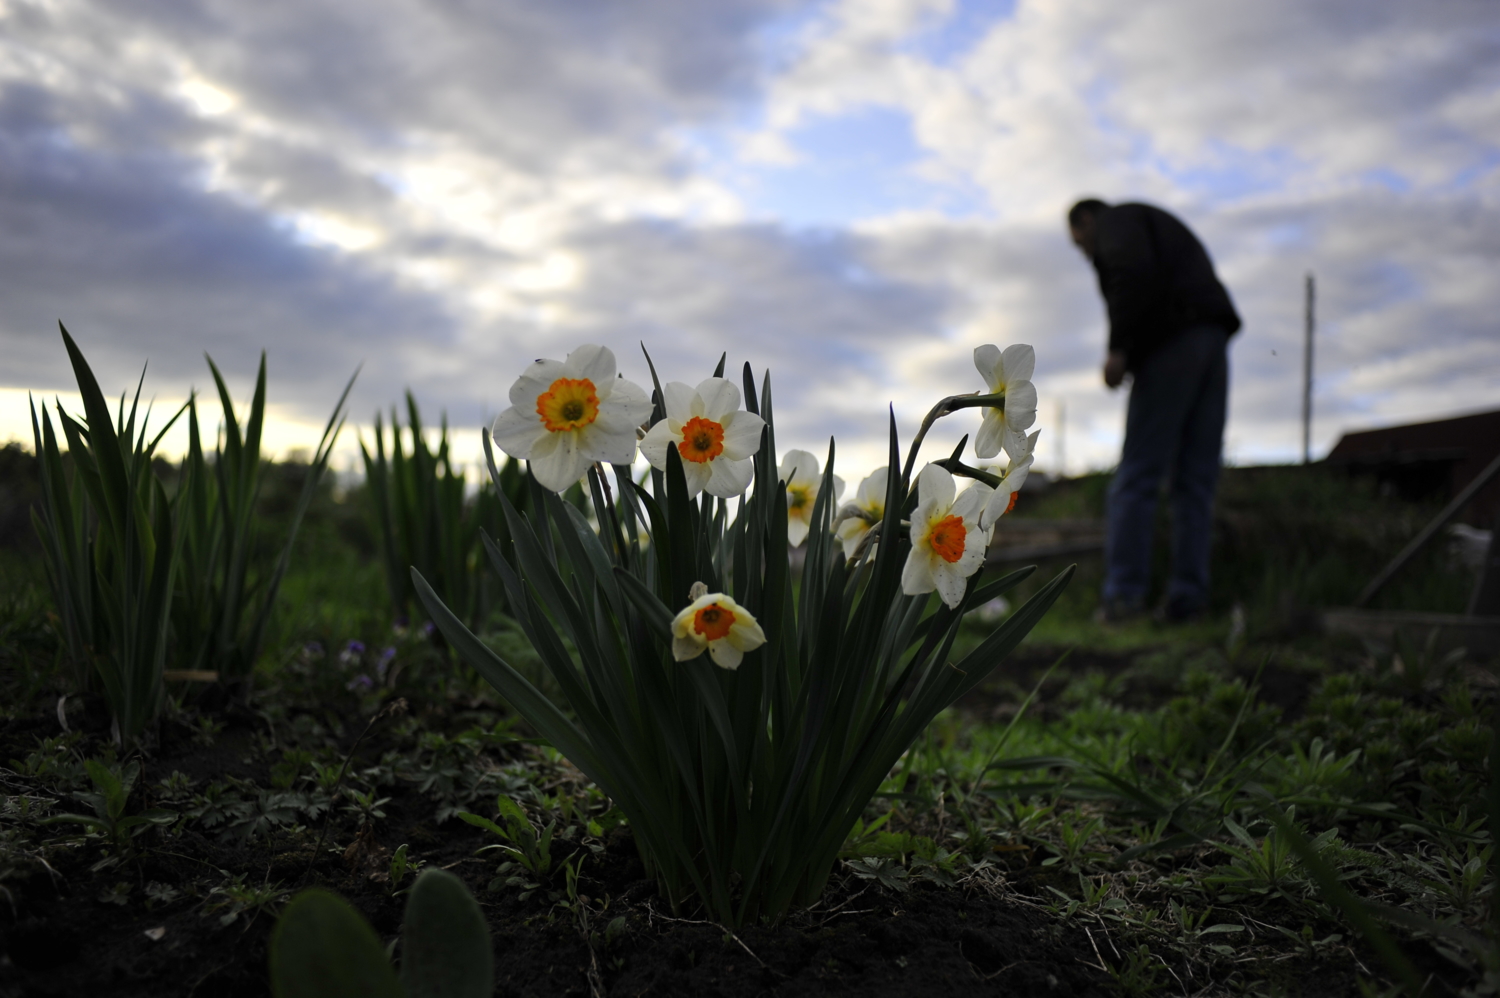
{"left": 1325, "top": 408, "right": 1500, "bottom": 525}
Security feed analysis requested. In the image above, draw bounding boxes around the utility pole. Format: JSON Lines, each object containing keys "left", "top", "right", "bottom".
{"left": 1302, "top": 272, "right": 1315, "bottom": 464}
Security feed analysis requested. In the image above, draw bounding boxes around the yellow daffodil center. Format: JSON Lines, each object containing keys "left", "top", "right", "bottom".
{"left": 677, "top": 416, "right": 725, "bottom": 464}
{"left": 693, "top": 602, "right": 736, "bottom": 641}
{"left": 787, "top": 485, "right": 812, "bottom": 515}
{"left": 928, "top": 514, "right": 967, "bottom": 563}
{"left": 536, "top": 378, "right": 599, "bottom": 433}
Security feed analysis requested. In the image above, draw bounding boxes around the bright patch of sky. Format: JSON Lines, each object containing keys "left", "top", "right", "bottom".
{"left": 899, "top": 0, "right": 1016, "bottom": 63}
{"left": 691, "top": 105, "right": 988, "bottom": 226}
{"left": 684, "top": 0, "right": 1007, "bottom": 227}
{"left": 1149, "top": 143, "right": 1305, "bottom": 204}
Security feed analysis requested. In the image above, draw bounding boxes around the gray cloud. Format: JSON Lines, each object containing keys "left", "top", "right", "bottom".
{"left": 17, "top": 0, "right": 787, "bottom": 171}
{"left": 0, "top": 81, "right": 454, "bottom": 413}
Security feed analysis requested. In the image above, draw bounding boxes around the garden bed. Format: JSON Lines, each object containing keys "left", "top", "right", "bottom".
{"left": 0, "top": 683, "right": 1125, "bottom": 998}
{"left": 2, "top": 439, "right": 1496, "bottom": 998}
{"left": 5, "top": 616, "right": 1488, "bottom": 996}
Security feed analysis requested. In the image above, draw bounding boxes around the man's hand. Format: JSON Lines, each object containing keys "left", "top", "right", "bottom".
{"left": 1103, "top": 350, "right": 1127, "bottom": 389}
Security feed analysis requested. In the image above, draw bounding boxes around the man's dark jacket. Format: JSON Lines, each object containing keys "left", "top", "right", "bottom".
{"left": 1091, "top": 203, "right": 1240, "bottom": 369}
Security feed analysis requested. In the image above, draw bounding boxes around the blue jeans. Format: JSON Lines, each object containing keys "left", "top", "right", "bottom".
{"left": 1103, "top": 324, "right": 1230, "bottom": 612}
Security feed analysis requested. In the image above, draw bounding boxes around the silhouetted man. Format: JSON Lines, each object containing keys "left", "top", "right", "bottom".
{"left": 1068, "top": 199, "right": 1240, "bottom": 622}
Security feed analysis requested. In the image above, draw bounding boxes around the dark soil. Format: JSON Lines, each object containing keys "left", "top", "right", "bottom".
{"left": 0, "top": 701, "right": 1121, "bottom": 998}
{"left": 958, "top": 641, "right": 1325, "bottom": 723}
{"left": 0, "top": 644, "right": 1387, "bottom": 998}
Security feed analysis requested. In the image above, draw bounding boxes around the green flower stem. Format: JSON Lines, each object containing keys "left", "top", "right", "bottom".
{"left": 897, "top": 391, "right": 1006, "bottom": 500}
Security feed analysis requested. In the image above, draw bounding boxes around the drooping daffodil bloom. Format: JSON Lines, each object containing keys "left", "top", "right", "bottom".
{"left": 834, "top": 467, "right": 889, "bottom": 561}
{"left": 780, "top": 449, "right": 844, "bottom": 548}
{"left": 639, "top": 378, "right": 766, "bottom": 498}
{"left": 671, "top": 591, "right": 767, "bottom": 670}
{"left": 980, "top": 429, "right": 1039, "bottom": 531}
{"left": 902, "top": 463, "right": 994, "bottom": 609}
{"left": 973, "top": 343, "right": 1038, "bottom": 461}
{"left": 491, "top": 344, "right": 653, "bottom": 492}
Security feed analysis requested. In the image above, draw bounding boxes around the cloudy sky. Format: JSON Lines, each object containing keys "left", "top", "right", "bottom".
{"left": 2, "top": 0, "right": 1497, "bottom": 483}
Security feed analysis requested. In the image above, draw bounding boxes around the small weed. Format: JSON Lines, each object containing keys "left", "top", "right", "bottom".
{"left": 386, "top": 842, "right": 425, "bottom": 894}
{"left": 460, "top": 794, "right": 568, "bottom": 899}
{"left": 203, "top": 871, "right": 290, "bottom": 927}
{"left": 41, "top": 759, "right": 177, "bottom": 863}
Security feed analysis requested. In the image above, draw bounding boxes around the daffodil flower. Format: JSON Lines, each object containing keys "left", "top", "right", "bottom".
{"left": 671, "top": 592, "right": 767, "bottom": 670}
{"left": 980, "top": 429, "right": 1039, "bottom": 531}
{"left": 834, "top": 467, "right": 888, "bottom": 561}
{"left": 639, "top": 377, "right": 766, "bottom": 498}
{"left": 973, "top": 343, "right": 1038, "bottom": 461}
{"left": 491, "top": 344, "right": 652, "bottom": 492}
{"left": 902, "top": 463, "right": 994, "bottom": 609}
{"left": 780, "top": 449, "right": 844, "bottom": 548}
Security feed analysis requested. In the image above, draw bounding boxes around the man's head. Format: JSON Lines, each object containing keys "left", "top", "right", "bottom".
{"left": 1067, "top": 199, "right": 1108, "bottom": 260}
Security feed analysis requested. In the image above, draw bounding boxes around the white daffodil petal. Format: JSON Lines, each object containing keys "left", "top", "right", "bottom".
{"left": 638, "top": 421, "right": 674, "bottom": 468}
{"left": 577, "top": 417, "right": 639, "bottom": 467}
{"left": 705, "top": 456, "right": 753, "bottom": 497}
{"left": 909, "top": 499, "right": 939, "bottom": 538}
{"left": 507, "top": 359, "right": 572, "bottom": 409}
{"left": 786, "top": 514, "right": 811, "bottom": 548}
{"left": 662, "top": 381, "right": 697, "bottom": 419}
{"left": 605, "top": 378, "right": 652, "bottom": 425}
{"left": 708, "top": 641, "right": 744, "bottom": 670}
{"left": 780, "top": 450, "right": 821, "bottom": 488}
{"left": 718, "top": 411, "right": 766, "bottom": 460}
{"left": 727, "top": 616, "right": 766, "bottom": 651}
{"left": 974, "top": 344, "right": 1001, "bottom": 388}
{"left": 837, "top": 519, "right": 870, "bottom": 560}
{"left": 672, "top": 634, "right": 705, "bottom": 661}
{"left": 981, "top": 489, "right": 1013, "bottom": 531}
{"left": 680, "top": 459, "right": 712, "bottom": 499}
{"left": 952, "top": 484, "right": 994, "bottom": 520}
{"left": 829, "top": 475, "right": 846, "bottom": 503}
{"left": 695, "top": 377, "right": 740, "bottom": 420}
{"left": 901, "top": 545, "right": 936, "bottom": 596}
{"left": 975, "top": 410, "right": 1006, "bottom": 460}
{"left": 1001, "top": 344, "right": 1036, "bottom": 384}
{"left": 1004, "top": 380, "right": 1038, "bottom": 429}
{"left": 962, "top": 522, "right": 991, "bottom": 567}
{"left": 528, "top": 430, "right": 590, "bottom": 492}
{"left": 857, "top": 468, "right": 889, "bottom": 508}
{"left": 1002, "top": 427, "right": 1032, "bottom": 462}
{"left": 491, "top": 407, "right": 547, "bottom": 459}
{"left": 932, "top": 561, "right": 969, "bottom": 608}
{"left": 566, "top": 344, "right": 616, "bottom": 394}
{"left": 916, "top": 464, "right": 956, "bottom": 508}
{"left": 1008, "top": 457, "right": 1033, "bottom": 494}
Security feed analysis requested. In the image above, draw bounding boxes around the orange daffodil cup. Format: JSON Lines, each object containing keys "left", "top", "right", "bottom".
{"left": 490, "top": 344, "right": 653, "bottom": 493}
{"left": 639, "top": 378, "right": 766, "bottom": 499}
{"left": 901, "top": 464, "right": 994, "bottom": 608}
{"left": 671, "top": 587, "right": 767, "bottom": 670}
